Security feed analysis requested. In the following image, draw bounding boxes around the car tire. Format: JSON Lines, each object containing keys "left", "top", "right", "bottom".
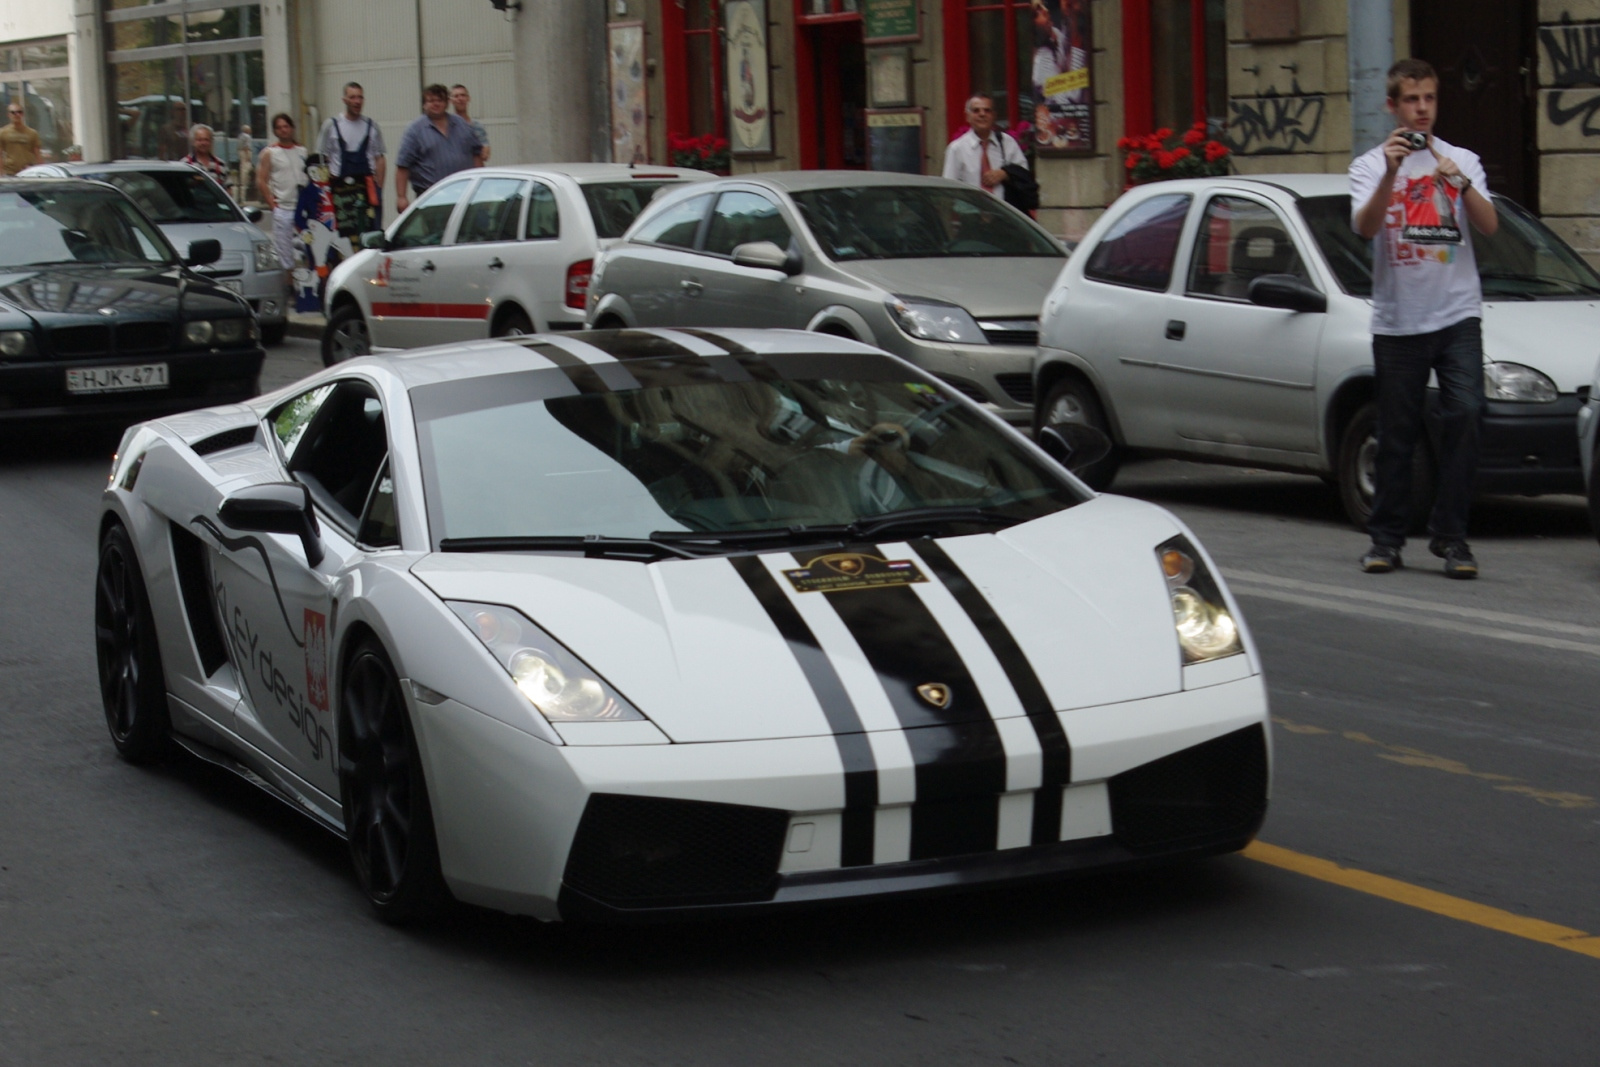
{"left": 1587, "top": 442, "right": 1600, "bottom": 547}
{"left": 322, "top": 303, "right": 371, "bottom": 366}
{"left": 94, "top": 522, "right": 172, "bottom": 764}
{"left": 338, "top": 636, "right": 450, "bottom": 924}
{"left": 260, "top": 322, "right": 287, "bottom": 346}
{"left": 492, "top": 307, "right": 534, "bottom": 337}
{"left": 1336, "top": 401, "right": 1435, "bottom": 533}
{"left": 1037, "top": 376, "right": 1120, "bottom": 491}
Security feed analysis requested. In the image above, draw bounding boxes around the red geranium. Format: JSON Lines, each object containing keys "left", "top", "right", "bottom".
{"left": 1119, "top": 127, "right": 1232, "bottom": 185}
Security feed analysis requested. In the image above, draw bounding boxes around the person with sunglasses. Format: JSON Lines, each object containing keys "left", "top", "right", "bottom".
{"left": 2, "top": 101, "right": 42, "bottom": 176}
{"left": 941, "top": 94, "right": 1028, "bottom": 199}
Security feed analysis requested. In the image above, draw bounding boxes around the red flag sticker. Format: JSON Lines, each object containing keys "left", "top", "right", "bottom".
{"left": 304, "top": 609, "right": 329, "bottom": 712}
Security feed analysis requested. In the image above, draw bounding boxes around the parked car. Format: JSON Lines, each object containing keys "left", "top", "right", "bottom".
{"left": 95, "top": 326, "right": 1268, "bottom": 923}
{"left": 23, "top": 160, "right": 289, "bottom": 344}
{"left": 0, "top": 178, "right": 263, "bottom": 425}
{"left": 587, "top": 172, "right": 1069, "bottom": 429}
{"left": 1580, "top": 355, "right": 1600, "bottom": 542}
{"left": 1033, "top": 174, "right": 1599, "bottom": 526}
{"left": 319, "top": 163, "right": 713, "bottom": 365}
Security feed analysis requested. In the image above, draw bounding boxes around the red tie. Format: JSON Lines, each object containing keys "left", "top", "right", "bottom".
{"left": 981, "top": 138, "right": 994, "bottom": 190}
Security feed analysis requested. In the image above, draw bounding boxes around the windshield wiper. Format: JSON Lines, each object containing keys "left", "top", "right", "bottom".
{"left": 437, "top": 534, "right": 707, "bottom": 560}
{"left": 656, "top": 506, "right": 1017, "bottom": 550}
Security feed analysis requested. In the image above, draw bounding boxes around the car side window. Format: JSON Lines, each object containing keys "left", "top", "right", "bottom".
{"left": 703, "top": 191, "right": 793, "bottom": 257}
{"left": 389, "top": 179, "right": 469, "bottom": 250}
{"left": 357, "top": 459, "right": 400, "bottom": 549}
{"left": 271, "top": 383, "right": 336, "bottom": 463}
{"left": 1187, "top": 196, "right": 1310, "bottom": 300}
{"left": 1083, "top": 193, "right": 1192, "bottom": 292}
{"left": 631, "top": 192, "right": 713, "bottom": 249}
{"left": 455, "top": 178, "right": 527, "bottom": 245}
{"left": 525, "top": 181, "right": 559, "bottom": 240}
{"left": 283, "top": 382, "right": 389, "bottom": 532}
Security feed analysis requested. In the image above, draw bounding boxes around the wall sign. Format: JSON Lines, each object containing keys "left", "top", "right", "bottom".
{"left": 866, "top": 109, "right": 923, "bottom": 174}
{"left": 725, "top": 0, "right": 773, "bottom": 156}
{"left": 863, "top": 0, "right": 920, "bottom": 44}
{"left": 1032, "top": 0, "right": 1094, "bottom": 155}
{"left": 868, "top": 47, "right": 913, "bottom": 109}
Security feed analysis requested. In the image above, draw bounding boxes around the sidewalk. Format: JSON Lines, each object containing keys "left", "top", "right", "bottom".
{"left": 286, "top": 309, "right": 325, "bottom": 341}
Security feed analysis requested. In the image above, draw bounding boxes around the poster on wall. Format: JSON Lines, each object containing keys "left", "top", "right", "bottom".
{"left": 608, "top": 21, "right": 648, "bottom": 164}
{"left": 725, "top": 0, "right": 773, "bottom": 156}
{"left": 1031, "top": 0, "right": 1094, "bottom": 154}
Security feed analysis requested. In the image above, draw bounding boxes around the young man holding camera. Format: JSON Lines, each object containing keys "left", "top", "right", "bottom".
{"left": 1350, "top": 58, "right": 1497, "bottom": 579}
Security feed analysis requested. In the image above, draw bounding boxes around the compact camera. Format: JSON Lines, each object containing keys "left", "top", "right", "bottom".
{"left": 1402, "top": 130, "right": 1429, "bottom": 151}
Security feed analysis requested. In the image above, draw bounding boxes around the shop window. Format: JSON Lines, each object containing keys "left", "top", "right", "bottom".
{"left": 961, "top": 1, "right": 1035, "bottom": 133}
{"left": 662, "top": 0, "right": 725, "bottom": 142}
{"left": 1126, "top": 0, "right": 1226, "bottom": 136}
{"left": 1, "top": 36, "right": 74, "bottom": 161}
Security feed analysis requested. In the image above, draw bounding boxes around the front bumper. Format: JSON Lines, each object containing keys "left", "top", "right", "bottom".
{"left": 0, "top": 347, "right": 264, "bottom": 424}
{"left": 412, "top": 671, "right": 1270, "bottom": 923}
{"left": 1470, "top": 394, "right": 1585, "bottom": 495}
{"left": 887, "top": 337, "right": 1037, "bottom": 428}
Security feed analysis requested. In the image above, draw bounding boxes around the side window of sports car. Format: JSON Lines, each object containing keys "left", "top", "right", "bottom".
{"left": 357, "top": 459, "right": 400, "bottom": 549}
{"left": 283, "top": 382, "right": 390, "bottom": 534}
{"left": 271, "top": 383, "right": 335, "bottom": 463}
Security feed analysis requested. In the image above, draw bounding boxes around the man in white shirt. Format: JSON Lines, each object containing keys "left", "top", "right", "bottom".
{"left": 1350, "top": 58, "right": 1498, "bottom": 579}
{"left": 942, "top": 94, "right": 1027, "bottom": 198}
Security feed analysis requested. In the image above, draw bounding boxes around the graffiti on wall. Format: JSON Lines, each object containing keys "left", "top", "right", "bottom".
{"left": 1541, "top": 14, "right": 1600, "bottom": 136}
{"left": 1224, "top": 86, "right": 1326, "bottom": 155}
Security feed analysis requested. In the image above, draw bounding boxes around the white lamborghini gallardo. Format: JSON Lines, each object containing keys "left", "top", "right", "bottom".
{"left": 95, "top": 328, "right": 1270, "bottom": 923}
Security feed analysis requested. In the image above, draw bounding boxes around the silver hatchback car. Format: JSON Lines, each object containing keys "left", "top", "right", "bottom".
{"left": 587, "top": 171, "right": 1068, "bottom": 428}
{"left": 24, "top": 161, "right": 289, "bottom": 344}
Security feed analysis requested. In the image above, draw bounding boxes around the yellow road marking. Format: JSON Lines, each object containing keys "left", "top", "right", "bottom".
{"left": 1244, "top": 842, "right": 1600, "bottom": 961}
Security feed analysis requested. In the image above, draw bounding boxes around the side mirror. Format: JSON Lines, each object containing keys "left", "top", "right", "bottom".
{"left": 1039, "top": 423, "right": 1113, "bottom": 475}
{"left": 1247, "top": 273, "right": 1326, "bottom": 313}
{"left": 217, "top": 481, "right": 324, "bottom": 567}
{"left": 185, "top": 238, "right": 223, "bottom": 267}
{"left": 359, "top": 230, "right": 388, "bottom": 252}
{"left": 731, "top": 240, "right": 802, "bottom": 276}
{"left": 244, "top": 206, "right": 264, "bottom": 223}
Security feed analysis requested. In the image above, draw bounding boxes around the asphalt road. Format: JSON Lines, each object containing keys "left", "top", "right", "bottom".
{"left": 3, "top": 337, "right": 1597, "bottom": 1064}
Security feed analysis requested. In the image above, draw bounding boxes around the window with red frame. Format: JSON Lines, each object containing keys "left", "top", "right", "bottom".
{"left": 961, "top": 1, "right": 1035, "bottom": 133}
{"left": 661, "top": 0, "right": 725, "bottom": 141}
{"left": 1125, "top": 0, "right": 1226, "bottom": 136}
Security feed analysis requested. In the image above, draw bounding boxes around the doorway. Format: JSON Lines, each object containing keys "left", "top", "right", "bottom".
{"left": 801, "top": 21, "right": 867, "bottom": 169}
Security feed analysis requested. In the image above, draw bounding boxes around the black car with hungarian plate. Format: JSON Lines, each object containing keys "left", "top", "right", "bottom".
{"left": 0, "top": 177, "right": 263, "bottom": 426}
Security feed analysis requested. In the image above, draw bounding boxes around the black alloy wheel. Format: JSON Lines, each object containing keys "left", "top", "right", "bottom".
{"left": 338, "top": 637, "right": 448, "bottom": 923}
{"left": 1037, "top": 376, "right": 1120, "bottom": 491}
{"left": 94, "top": 523, "right": 171, "bottom": 763}
{"left": 1336, "top": 400, "right": 1435, "bottom": 533}
{"left": 492, "top": 307, "right": 534, "bottom": 337}
{"left": 1587, "top": 441, "right": 1600, "bottom": 547}
{"left": 322, "top": 303, "right": 371, "bottom": 366}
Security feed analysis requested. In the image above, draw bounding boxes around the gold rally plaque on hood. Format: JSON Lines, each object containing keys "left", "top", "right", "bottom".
{"left": 783, "top": 552, "right": 928, "bottom": 594}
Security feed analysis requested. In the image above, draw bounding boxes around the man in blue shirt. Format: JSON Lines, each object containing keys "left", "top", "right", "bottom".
{"left": 394, "top": 83, "right": 482, "bottom": 213}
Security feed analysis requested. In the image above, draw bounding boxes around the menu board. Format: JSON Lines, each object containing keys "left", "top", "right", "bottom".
{"left": 863, "top": 0, "right": 919, "bottom": 43}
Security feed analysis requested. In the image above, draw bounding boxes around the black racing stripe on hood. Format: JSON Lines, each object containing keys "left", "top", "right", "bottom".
{"left": 913, "top": 538, "right": 1069, "bottom": 846}
{"left": 533, "top": 341, "right": 639, "bottom": 393}
{"left": 671, "top": 330, "right": 780, "bottom": 384}
{"left": 799, "top": 546, "right": 1006, "bottom": 861}
{"left": 728, "top": 555, "right": 877, "bottom": 867}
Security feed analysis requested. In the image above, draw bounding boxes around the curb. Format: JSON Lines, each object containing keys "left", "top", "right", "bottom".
{"left": 286, "top": 316, "right": 324, "bottom": 341}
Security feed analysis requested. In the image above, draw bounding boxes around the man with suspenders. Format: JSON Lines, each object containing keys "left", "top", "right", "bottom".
{"left": 316, "top": 82, "right": 387, "bottom": 236}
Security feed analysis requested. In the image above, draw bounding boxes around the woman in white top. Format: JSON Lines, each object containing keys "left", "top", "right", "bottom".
{"left": 257, "top": 113, "right": 308, "bottom": 270}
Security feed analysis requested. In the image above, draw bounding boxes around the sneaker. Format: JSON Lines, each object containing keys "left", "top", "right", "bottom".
{"left": 1360, "top": 543, "right": 1403, "bottom": 573}
{"left": 1429, "top": 537, "right": 1478, "bottom": 579}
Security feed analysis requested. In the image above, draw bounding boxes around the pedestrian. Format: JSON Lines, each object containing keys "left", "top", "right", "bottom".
{"left": 1351, "top": 58, "right": 1497, "bottom": 579}
{"left": 941, "top": 94, "right": 1027, "bottom": 199}
{"left": 449, "top": 84, "right": 489, "bottom": 165}
{"left": 394, "top": 84, "right": 482, "bottom": 214}
{"left": 316, "top": 81, "right": 387, "bottom": 235}
{"left": 257, "top": 112, "right": 308, "bottom": 271}
{"left": 181, "top": 123, "right": 230, "bottom": 186}
{"left": 2, "top": 100, "right": 42, "bottom": 175}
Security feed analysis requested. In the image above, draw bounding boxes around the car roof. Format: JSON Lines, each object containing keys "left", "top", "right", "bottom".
{"left": 709, "top": 170, "right": 988, "bottom": 194}
{"left": 0, "top": 175, "right": 130, "bottom": 195}
{"left": 461, "top": 163, "right": 715, "bottom": 184}
{"left": 32, "top": 160, "right": 209, "bottom": 174}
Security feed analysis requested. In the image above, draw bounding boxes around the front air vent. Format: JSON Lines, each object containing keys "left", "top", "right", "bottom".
{"left": 190, "top": 425, "right": 257, "bottom": 456}
{"left": 994, "top": 373, "right": 1036, "bottom": 405}
{"left": 937, "top": 375, "right": 991, "bottom": 404}
{"left": 117, "top": 321, "right": 171, "bottom": 354}
{"left": 169, "top": 521, "right": 229, "bottom": 677}
{"left": 50, "top": 325, "right": 111, "bottom": 357}
{"left": 1108, "top": 725, "right": 1268, "bottom": 852}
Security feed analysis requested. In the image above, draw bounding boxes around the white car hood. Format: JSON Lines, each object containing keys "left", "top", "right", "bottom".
{"left": 410, "top": 496, "right": 1188, "bottom": 744}
{"left": 1483, "top": 299, "right": 1600, "bottom": 392}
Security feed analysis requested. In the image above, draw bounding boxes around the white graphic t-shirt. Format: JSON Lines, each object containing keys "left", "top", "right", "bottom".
{"left": 1348, "top": 134, "right": 1490, "bottom": 336}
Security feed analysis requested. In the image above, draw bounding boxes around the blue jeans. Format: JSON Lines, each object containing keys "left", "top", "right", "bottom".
{"left": 1368, "top": 317, "right": 1484, "bottom": 547}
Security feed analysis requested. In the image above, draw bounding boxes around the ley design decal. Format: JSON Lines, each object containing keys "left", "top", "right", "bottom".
{"left": 783, "top": 552, "right": 928, "bottom": 594}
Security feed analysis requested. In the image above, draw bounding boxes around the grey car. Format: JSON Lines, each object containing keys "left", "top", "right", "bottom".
{"left": 24, "top": 161, "right": 290, "bottom": 344}
{"left": 587, "top": 171, "right": 1068, "bottom": 428}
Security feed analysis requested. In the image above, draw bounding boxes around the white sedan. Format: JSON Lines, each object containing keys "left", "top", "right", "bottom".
{"left": 320, "top": 164, "right": 711, "bottom": 364}
{"left": 96, "top": 328, "right": 1270, "bottom": 923}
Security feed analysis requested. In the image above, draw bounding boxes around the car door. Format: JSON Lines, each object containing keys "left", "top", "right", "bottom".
{"left": 427, "top": 176, "right": 532, "bottom": 338}
{"left": 688, "top": 189, "right": 807, "bottom": 328}
{"left": 369, "top": 177, "right": 472, "bottom": 348}
{"left": 608, "top": 190, "right": 716, "bottom": 326}
{"left": 1159, "top": 193, "right": 1326, "bottom": 455}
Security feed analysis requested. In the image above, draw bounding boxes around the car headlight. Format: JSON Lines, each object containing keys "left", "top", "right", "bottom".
{"left": 0, "top": 330, "right": 35, "bottom": 358}
{"left": 213, "top": 317, "right": 250, "bottom": 345}
{"left": 1155, "top": 535, "right": 1242, "bottom": 664}
{"left": 447, "top": 601, "right": 644, "bottom": 723}
{"left": 1483, "top": 361, "right": 1558, "bottom": 402}
{"left": 183, "top": 320, "right": 215, "bottom": 346}
{"left": 885, "top": 296, "right": 988, "bottom": 345}
{"left": 253, "top": 241, "right": 280, "bottom": 271}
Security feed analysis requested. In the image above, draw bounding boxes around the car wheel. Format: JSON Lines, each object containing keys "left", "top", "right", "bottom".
{"left": 94, "top": 523, "right": 171, "bottom": 764}
{"left": 260, "top": 321, "right": 287, "bottom": 346}
{"left": 322, "top": 304, "right": 371, "bottom": 366}
{"left": 1587, "top": 442, "right": 1600, "bottom": 547}
{"left": 1037, "top": 377, "right": 1120, "bottom": 491}
{"left": 338, "top": 637, "right": 449, "bottom": 923}
{"left": 1335, "top": 401, "right": 1435, "bottom": 533}
{"left": 492, "top": 307, "right": 534, "bottom": 337}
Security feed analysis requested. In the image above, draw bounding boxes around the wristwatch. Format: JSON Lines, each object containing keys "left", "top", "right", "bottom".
{"left": 1445, "top": 172, "right": 1470, "bottom": 190}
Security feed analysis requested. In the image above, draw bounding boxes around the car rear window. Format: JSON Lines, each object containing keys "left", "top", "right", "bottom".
{"left": 1083, "top": 193, "right": 1191, "bottom": 291}
{"left": 583, "top": 181, "right": 679, "bottom": 239}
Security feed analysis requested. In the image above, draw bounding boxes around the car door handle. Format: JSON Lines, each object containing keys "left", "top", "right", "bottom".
{"left": 487, "top": 257, "right": 504, "bottom": 271}
{"left": 681, "top": 279, "right": 703, "bottom": 295}
{"left": 421, "top": 260, "right": 436, "bottom": 273}
{"left": 1165, "top": 319, "right": 1186, "bottom": 340}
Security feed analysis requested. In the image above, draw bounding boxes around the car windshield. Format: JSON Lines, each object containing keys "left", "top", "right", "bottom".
{"left": 85, "top": 168, "right": 240, "bottom": 224}
{"left": 583, "top": 181, "right": 680, "bottom": 239}
{"left": 791, "top": 185, "right": 1064, "bottom": 261}
{"left": 0, "top": 187, "right": 176, "bottom": 268}
{"left": 1298, "top": 194, "right": 1600, "bottom": 299}
{"left": 412, "top": 349, "right": 1084, "bottom": 547}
